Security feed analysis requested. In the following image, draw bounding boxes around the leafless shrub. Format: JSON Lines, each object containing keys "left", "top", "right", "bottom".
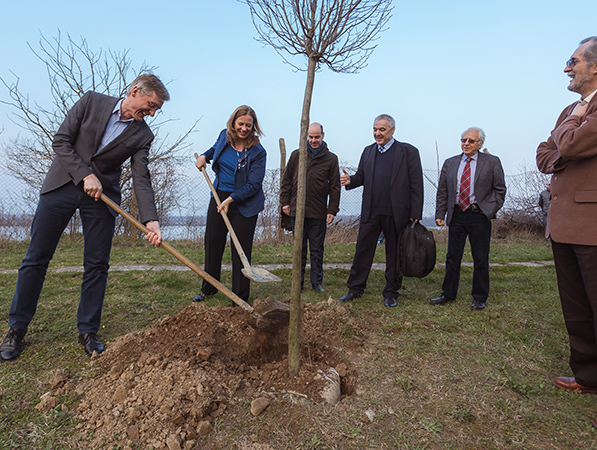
{"left": 498, "top": 163, "right": 550, "bottom": 237}
{"left": 0, "top": 31, "right": 196, "bottom": 239}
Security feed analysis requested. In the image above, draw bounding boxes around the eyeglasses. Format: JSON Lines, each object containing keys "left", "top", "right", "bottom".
{"left": 460, "top": 138, "right": 478, "bottom": 144}
{"left": 566, "top": 58, "right": 585, "bottom": 68}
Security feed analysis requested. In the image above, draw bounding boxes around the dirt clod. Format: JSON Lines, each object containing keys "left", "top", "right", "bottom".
{"left": 250, "top": 397, "right": 270, "bottom": 416}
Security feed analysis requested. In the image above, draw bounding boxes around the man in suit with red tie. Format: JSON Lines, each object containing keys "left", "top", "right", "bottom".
{"left": 0, "top": 74, "right": 169, "bottom": 361}
{"left": 430, "top": 127, "right": 506, "bottom": 310}
{"left": 536, "top": 37, "right": 597, "bottom": 420}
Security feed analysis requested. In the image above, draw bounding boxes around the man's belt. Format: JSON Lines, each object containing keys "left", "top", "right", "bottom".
{"left": 454, "top": 203, "right": 482, "bottom": 213}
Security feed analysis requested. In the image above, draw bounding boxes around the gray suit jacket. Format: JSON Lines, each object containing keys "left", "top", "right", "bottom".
{"left": 41, "top": 91, "right": 158, "bottom": 224}
{"left": 435, "top": 151, "right": 506, "bottom": 226}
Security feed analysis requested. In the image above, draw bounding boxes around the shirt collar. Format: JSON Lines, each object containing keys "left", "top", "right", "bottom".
{"left": 378, "top": 137, "right": 395, "bottom": 152}
{"left": 462, "top": 151, "right": 478, "bottom": 162}
{"left": 583, "top": 89, "right": 597, "bottom": 104}
{"left": 114, "top": 99, "right": 134, "bottom": 122}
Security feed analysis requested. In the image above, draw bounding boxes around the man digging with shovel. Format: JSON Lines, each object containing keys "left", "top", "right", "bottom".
{"left": 0, "top": 74, "right": 169, "bottom": 361}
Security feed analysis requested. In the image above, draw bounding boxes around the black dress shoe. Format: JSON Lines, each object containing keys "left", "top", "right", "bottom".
{"left": 312, "top": 284, "right": 324, "bottom": 293}
{"left": 0, "top": 328, "right": 27, "bottom": 361}
{"left": 338, "top": 292, "right": 361, "bottom": 302}
{"left": 79, "top": 333, "right": 105, "bottom": 356}
{"left": 471, "top": 300, "right": 486, "bottom": 310}
{"left": 384, "top": 297, "right": 398, "bottom": 308}
{"left": 192, "top": 292, "right": 207, "bottom": 302}
{"left": 429, "top": 294, "right": 455, "bottom": 305}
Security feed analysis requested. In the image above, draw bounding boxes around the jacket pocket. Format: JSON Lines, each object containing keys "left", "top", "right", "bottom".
{"left": 575, "top": 190, "right": 597, "bottom": 203}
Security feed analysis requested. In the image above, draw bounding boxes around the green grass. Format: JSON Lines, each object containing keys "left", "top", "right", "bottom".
{"left": 0, "top": 233, "right": 553, "bottom": 270}
{"left": 1, "top": 237, "right": 591, "bottom": 450}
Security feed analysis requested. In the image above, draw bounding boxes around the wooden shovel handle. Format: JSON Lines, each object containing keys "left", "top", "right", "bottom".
{"left": 195, "top": 154, "right": 252, "bottom": 272}
{"left": 99, "top": 193, "right": 254, "bottom": 313}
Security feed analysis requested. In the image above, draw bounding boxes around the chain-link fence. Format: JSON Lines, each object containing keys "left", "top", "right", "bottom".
{"left": 0, "top": 161, "right": 548, "bottom": 243}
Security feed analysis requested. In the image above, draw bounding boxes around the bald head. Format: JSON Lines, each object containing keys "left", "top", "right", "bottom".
{"left": 308, "top": 122, "right": 325, "bottom": 149}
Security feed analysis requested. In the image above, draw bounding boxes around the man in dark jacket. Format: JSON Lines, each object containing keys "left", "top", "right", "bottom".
{"left": 280, "top": 122, "right": 341, "bottom": 292}
{"left": 338, "top": 114, "right": 424, "bottom": 307}
{"left": 0, "top": 74, "right": 168, "bottom": 361}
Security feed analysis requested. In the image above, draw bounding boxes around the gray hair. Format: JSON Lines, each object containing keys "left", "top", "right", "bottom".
{"left": 580, "top": 36, "right": 597, "bottom": 65}
{"left": 128, "top": 74, "right": 170, "bottom": 102}
{"left": 462, "top": 127, "right": 486, "bottom": 144}
{"left": 374, "top": 114, "right": 395, "bottom": 129}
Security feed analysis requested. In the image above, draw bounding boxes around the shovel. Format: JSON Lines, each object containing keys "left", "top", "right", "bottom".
{"left": 195, "top": 153, "right": 281, "bottom": 283}
{"left": 100, "top": 193, "right": 289, "bottom": 333}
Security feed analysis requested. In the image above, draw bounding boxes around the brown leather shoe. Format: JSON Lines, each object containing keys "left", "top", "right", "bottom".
{"left": 553, "top": 376, "right": 597, "bottom": 394}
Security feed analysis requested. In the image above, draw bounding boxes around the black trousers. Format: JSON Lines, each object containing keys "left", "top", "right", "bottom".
{"left": 290, "top": 217, "right": 327, "bottom": 287}
{"left": 347, "top": 215, "right": 402, "bottom": 298}
{"left": 9, "top": 182, "right": 115, "bottom": 334}
{"left": 202, "top": 192, "right": 258, "bottom": 302}
{"left": 442, "top": 206, "right": 491, "bottom": 302}
{"left": 552, "top": 240, "right": 597, "bottom": 386}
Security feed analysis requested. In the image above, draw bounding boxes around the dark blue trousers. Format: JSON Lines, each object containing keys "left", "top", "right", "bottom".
{"left": 9, "top": 182, "right": 115, "bottom": 334}
{"left": 290, "top": 217, "right": 327, "bottom": 288}
{"left": 347, "top": 215, "right": 402, "bottom": 298}
{"left": 442, "top": 206, "right": 491, "bottom": 302}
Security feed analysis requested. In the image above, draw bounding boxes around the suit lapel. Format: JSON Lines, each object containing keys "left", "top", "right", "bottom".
{"left": 390, "top": 141, "right": 404, "bottom": 186}
{"left": 474, "top": 152, "right": 486, "bottom": 186}
{"left": 96, "top": 120, "right": 141, "bottom": 156}
{"left": 93, "top": 97, "right": 120, "bottom": 152}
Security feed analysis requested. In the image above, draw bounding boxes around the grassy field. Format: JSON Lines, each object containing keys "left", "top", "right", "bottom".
{"left": 1, "top": 235, "right": 595, "bottom": 449}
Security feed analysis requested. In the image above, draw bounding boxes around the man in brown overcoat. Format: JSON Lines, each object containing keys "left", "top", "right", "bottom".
{"left": 537, "top": 36, "right": 597, "bottom": 428}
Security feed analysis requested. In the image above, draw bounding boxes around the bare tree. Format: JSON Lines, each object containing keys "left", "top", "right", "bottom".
{"left": 0, "top": 31, "right": 196, "bottom": 237}
{"left": 241, "top": 0, "right": 393, "bottom": 375}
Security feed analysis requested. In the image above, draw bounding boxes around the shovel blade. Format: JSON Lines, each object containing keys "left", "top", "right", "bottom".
{"left": 241, "top": 267, "right": 281, "bottom": 283}
{"left": 247, "top": 299, "right": 290, "bottom": 332}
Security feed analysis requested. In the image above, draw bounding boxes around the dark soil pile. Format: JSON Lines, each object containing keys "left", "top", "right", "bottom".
{"left": 68, "top": 299, "right": 360, "bottom": 449}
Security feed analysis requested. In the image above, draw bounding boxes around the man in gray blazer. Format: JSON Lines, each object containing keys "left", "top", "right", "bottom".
{"left": 0, "top": 74, "right": 169, "bottom": 361}
{"left": 430, "top": 127, "right": 506, "bottom": 310}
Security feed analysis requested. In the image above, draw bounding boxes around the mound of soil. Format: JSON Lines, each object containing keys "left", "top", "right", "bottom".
{"left": 68, "top": 299, "right": 360, "bottom": 449}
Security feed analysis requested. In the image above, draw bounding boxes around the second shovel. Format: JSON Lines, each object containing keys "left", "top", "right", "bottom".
{"left": 196, "top": 155, "right": 281, "bottom": 283}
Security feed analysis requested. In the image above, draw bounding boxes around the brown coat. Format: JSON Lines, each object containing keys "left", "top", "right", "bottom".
{"left": 280, "top": 144, "right": 340, "bottom": 219}
{"left": 537, "top": 95, "right": 597, "bottom": 245}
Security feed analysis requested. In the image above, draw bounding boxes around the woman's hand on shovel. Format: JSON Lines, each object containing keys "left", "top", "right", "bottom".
{"left": 145, "top": 221, "right": 162, "bottom": 247}
{"left": 195, "top": 154, "right": 207, "bottom": 170}
{"left": 217, "top": 197, "right": 233, "bottom": 215}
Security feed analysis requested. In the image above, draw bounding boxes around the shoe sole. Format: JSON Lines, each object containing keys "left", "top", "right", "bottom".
{"left": 553, "top": 379, "right": 597, "bottom": 394}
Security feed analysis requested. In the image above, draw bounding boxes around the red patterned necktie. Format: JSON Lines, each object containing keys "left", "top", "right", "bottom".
{"left": 458, "top": 157, "right": 472, "bottom": 211}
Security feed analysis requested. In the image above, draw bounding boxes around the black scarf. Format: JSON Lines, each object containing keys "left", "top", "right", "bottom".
{"left": 308, "top": 141, "right": 327, "bottom": 157}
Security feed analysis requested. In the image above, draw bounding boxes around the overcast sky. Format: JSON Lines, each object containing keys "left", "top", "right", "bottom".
{"left": 1, "top": 0, "right": 596, "bottom": 184}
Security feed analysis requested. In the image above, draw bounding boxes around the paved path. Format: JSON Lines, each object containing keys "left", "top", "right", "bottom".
{"left": 0, "top": 260, "right": 554, "bottom": 275}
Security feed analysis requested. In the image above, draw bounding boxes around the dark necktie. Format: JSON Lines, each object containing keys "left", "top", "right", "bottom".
{"left": 458, "top": 157, "right": 472, "bottom": 211}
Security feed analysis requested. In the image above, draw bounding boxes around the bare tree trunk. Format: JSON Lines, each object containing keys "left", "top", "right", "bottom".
{"left": 289, "top": 56, "right": 317, "bottom": 377}
{"left": 278, "top": 138, "right": 287, "bottom": 240}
